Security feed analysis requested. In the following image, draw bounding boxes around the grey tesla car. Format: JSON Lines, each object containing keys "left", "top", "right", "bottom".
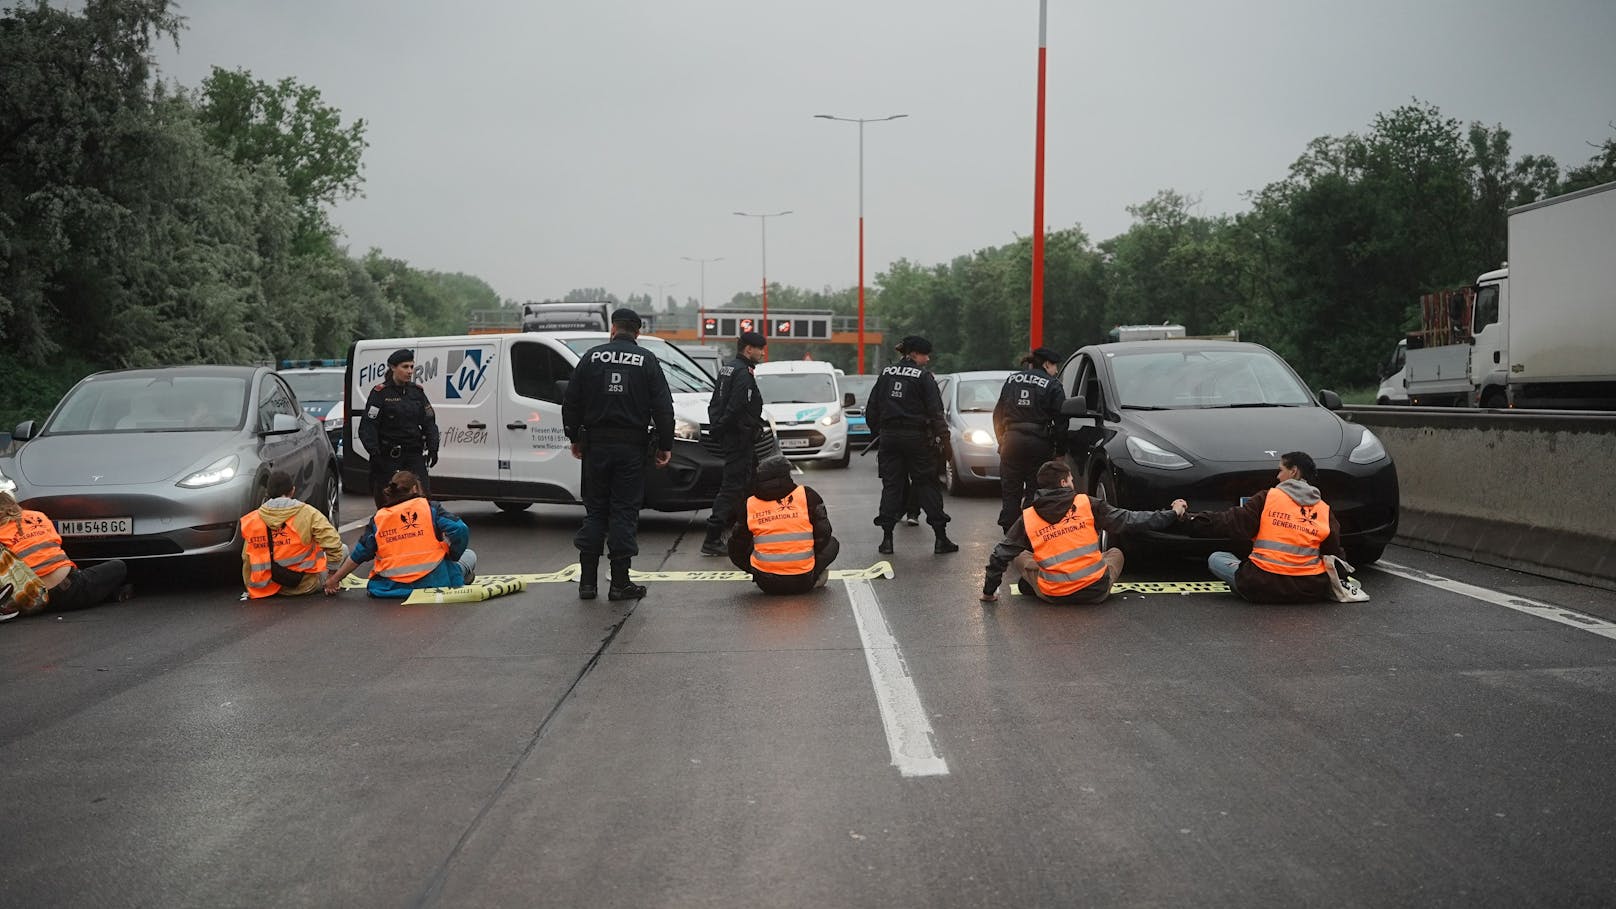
{"left": 0, "top": 366, "right": 341, "bottom": 562}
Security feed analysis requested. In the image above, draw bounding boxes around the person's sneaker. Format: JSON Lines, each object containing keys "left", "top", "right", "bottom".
{"left": 608, "top": 581, "right": 648, "bottom": 601}
{"left": 113, "top": 584, "right": 135, "bottom": 602}
{"left": 461, "top": 569, "right": 476, "bottom": 585}
{"left": 902, "top": 515, "right": 921, "bottom": 527}
{"left": 878, "top": 531, "right": 895, "bottom": 555}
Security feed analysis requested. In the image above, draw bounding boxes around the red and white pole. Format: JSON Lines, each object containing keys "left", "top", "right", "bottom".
{"left": 1031, "top": 0, "right": 1048, "bottom": 350}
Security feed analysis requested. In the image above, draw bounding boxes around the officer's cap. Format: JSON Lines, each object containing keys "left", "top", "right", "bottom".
{"left": 1030, "top": 347, "right": 1061, "bottom": 367}
{"left": 756, "top": 455, "right": 794, "bottom": 483}
{"left": 738, "top": 331, "right": 767, "bottom": 350}
{"left": 898, "top": 335, "right": 933, "bottom": 355}
{"left": 610, "top": 308, "right": 643, "bottom": 330}
{"left": 387, "top": 348, "right": 414, "bottom": 367}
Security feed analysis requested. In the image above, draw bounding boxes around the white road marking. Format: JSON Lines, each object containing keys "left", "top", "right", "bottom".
{"left": 843, "top": 578, "right": 949, "bottom": 778}
{"left": 1377, "top": 560, "right": 1616, "bottom": 643}
{"left": 338, "top": 517, "right": 368, "bottom": 534}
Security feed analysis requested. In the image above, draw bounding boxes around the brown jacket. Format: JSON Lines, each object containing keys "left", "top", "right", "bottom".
{"left": 240, "top": 498, "right": 346, "bottom": 596}
{"left": 1187, "top": 480, "right": 1342, "bottom": 604}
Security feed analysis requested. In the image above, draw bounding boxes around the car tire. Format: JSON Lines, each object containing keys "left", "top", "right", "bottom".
{"left": 833, "top": 448, "right": 851, "bottom": 468}
{"left": 1091, "top": 466, "right": 1117, "bottom": 553}
{"left": 1376, "top": 396, "right": 1389, "bottom": 405}
{"left": 322, "top": 467, "right": 341, "bottom": 525}
{"left": 495, "top": 501, "right": 532, "bottom": 514}
{"left": 1480, "top": 389, "right": 1506, "bottom": 410}
{"left": 1344, "top": 541, "right": 1386, "bottom": 567}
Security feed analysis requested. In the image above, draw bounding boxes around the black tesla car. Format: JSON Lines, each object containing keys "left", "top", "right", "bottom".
{"left": 1057, "top": 341, "right": 1398, "bottom": 565}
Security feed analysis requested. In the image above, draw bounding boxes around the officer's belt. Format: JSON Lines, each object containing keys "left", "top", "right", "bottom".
{"left": 585, "top": 426, "right": 651, "bottom": 445}
{"left": 1007, "top": 421, "right": 1052, "bottom": 437}
{"left": 881, "top": 419, "right": 926, "bottom": 431}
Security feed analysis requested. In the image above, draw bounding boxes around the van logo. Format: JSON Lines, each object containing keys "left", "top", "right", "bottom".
{"left": 794, "top": 406, "right": 827, "bottom": 422}
{"left": 445, "top": 349, "right": 491, "bottom": 400}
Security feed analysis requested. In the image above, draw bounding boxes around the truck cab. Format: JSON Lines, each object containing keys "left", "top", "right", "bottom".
{"left": 1469, "top": 267, "right": 1510, "bottom": 408}
{"left": 1375, "top": 339, "right": 1408, "bottom": 405}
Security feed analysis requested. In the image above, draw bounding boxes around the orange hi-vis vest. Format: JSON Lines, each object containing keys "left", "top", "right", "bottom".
{"left": 372, "top": 499, "right": 450, "bottom": 583}
{"left": 240, "top": 511, "right": 327, "bottom": 598}
{"left": 0, "top": 510, "right": 75, "bottom": 578}
{"left": 1023, "top": 496, "right": 1106, "bottom": 597}
{"left": 746, "top": 487, "right": 815, "bottom": 576}
{"left": 1249, "top": 488, "right": 1330, "bottom": 576}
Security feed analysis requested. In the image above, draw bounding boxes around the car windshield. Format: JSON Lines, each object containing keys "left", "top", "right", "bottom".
{"left": 561, "top": 337, "right": 715, "bottom": 394}
{"left": 838, "top": 375, "right": 877, "bottom": 405}
{"left": 956, "top": 378, "right": 1006, "bottom": 412}
{"left": 279, "top": 370, "right": 344, "bottom": 403}
{"left": 45, "top": 375, "right": 249, "bottom": 434}
{"left": 1109, "top": 349, "right": 1313, "bottom": 409}
{"left": 756, "top": 373, "right": 837, "bottom": 404}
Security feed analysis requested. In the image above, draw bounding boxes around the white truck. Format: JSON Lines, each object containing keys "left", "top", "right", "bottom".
{"left": 1404, "top": 180, "right": 1616, "bottom": 409}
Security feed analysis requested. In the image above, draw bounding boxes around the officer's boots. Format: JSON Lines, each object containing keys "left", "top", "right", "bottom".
{"left": 878, "top": 528, "right": 895, "bottom": 555}
{"left": 608, "top": 559, "right": 647, "bottom": 601}
{"left": 933, "top": 527, "right": 959, "bottom": 554}
{"left": 699, "top": 525, "right": 726, "bottom": 557}
{"left": 577, "top": 555, "right": 600, "bottom": 600}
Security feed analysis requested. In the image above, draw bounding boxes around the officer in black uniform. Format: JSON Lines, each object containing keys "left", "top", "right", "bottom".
{"left": 562, "top": 309, "right": 675, "bottom": 601}
{"left": 993, "top": 347, "right": 1067, "bottom": 532}
{"left": 868, "top": 335, "right": 957, "bottom": 555}
{"left": 700, "top": 331, "right": 768, "bottom": 556}
{"left": 358, "top": 348, "right": 440, "bottom": 508}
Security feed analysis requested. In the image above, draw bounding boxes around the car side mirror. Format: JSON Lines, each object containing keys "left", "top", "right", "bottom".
{"left": 1059, "top": 397, "right": 1104, "bottom": 423}
{"left": 553, "top": 379, "right": 568, "bottom": 401}
{"left": 263, "top": 413, "right": 301, "bottom": 435}
{"left": 843, "top": 392, "right": 856, "bottom": 408}
{"left": 1317, "top": 389, "right": 1343, "bottom": 411}
{"left": 12, "top": 421, "right": 36, "bottom": 442}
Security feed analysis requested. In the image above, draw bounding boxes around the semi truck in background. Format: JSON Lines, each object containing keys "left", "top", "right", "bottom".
{"left": 518, "top": 301, "right": 656, "bottom": 334}
{"left": 1402, "top": 180, "right": 1616, "bottom": 409}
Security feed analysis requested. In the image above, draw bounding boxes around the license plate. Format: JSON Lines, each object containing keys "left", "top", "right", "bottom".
{"left": 779, "top": 438, "right": 811, "bottom": 449}
{"left": 57, "top": 517, "right": 134, "bottom": 536}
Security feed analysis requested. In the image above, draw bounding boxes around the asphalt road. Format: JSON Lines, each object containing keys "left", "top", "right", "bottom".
{"left": 4, "top": 457, "right": 1615, "bottom": 908}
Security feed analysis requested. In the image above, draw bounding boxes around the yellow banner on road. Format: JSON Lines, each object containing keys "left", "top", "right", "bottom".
{"left": 1009, "top": 580, "right": 1232, "bottom": 596}
{"left": 338, "top": 562, "right": 896, "bottom": 591}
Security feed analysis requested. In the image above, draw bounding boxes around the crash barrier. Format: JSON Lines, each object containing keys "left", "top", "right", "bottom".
{"left": 1341, "top": 406, "right": 1616, "bottom": 590}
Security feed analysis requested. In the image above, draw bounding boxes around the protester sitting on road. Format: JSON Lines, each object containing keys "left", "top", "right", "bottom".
{"left": 0, "top": 491, "right": 131, "bottom": 614}
{"left": 1185, "top": 451, "right": 1344, "bottom": 604}
{"left": 323, "top": 470, "right": 477, "bottom": 598}
{"left": 240, "top": 470, "right": 347, "bottom": 599}
{"left": 728, "top": 455, "right": 840, "bottom": 594}
{"left": 980, "top": 460, "right": 1185, "bottom": 605}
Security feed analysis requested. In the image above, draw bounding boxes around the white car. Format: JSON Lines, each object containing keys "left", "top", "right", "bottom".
{"left": 753, "top": 360, "right": 851, "bottom": 467}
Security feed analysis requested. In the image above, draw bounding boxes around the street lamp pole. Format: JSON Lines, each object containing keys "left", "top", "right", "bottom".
{"left": 1030, "top": 0, "right": 1049, "bottom": 350}
{"left": 733, "top": 210, "right": 792, "bottom": 340}
{"left": 815, "top": 113, "right": 907, "bottom": 375}
{"left": 680, "top": 256, "right": 724, "bottom": 313}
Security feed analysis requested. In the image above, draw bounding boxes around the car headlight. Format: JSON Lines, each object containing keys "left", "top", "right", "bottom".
{"left": 674, "top": 418, "right": 700, "bottom": 441}
{"left": 964, "top": 429, "right": 996, "bottom": 447}
{"left": 819, "top": 412, "right": 843, "bottom": 426}
{"left": 1348, "top": 428, "right": 1387, "bottom": 464}
{"left": 1125, "top": 436, "right": 1192, "bottom": 470}
{"left": 177, "top": 455, "right": 240, "bottom": 488}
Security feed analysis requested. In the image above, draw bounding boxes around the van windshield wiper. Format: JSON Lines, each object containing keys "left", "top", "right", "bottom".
{"left": 1212, "top": 402, "right": 1302, "bottom": 408}
{"left": 1120, "top": 404, "right": 1169, "bottom": 411}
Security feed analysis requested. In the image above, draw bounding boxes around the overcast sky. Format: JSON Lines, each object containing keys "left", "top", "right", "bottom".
{"left": 159, "top": 0, "right": 1616, "bottom": 309}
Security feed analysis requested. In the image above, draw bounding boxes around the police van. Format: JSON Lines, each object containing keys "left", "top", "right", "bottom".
{"left": 343, "top": 332, "right": 762, "bottom": 511}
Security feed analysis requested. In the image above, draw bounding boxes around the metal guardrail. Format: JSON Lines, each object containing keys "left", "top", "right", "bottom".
{"left": 1340, "top": 404, "right": 1616, "bottom": 430}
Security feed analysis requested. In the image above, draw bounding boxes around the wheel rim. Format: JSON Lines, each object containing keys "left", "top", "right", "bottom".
{"left": 1092, "top": 475, "right": 1111, "bottom": 551}
{"left": 943, "top": 457, "right": 956, "bottom": 492}
{"left": 325, "top": 472, "right": 340, "bottom": 523}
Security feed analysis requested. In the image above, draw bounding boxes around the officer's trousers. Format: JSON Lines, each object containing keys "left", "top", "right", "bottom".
{"left": 876, "top": 429, "right": 948, "bottom": 530}
{"left": 370, "top": 456, "right": 430, "bottom": 508}
{"left": 575, "top": 443, "right": 647, "bottom": 559}
{"left": 997, "top": 431, "right": 1053, "bottom": 531}
{"left": 706, "top": 434, "right": 756, "bottom": 534}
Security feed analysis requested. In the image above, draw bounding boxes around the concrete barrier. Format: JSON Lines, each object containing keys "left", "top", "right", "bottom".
{"left": 1341, "top": 406, "right": 1616, "bottom": 590}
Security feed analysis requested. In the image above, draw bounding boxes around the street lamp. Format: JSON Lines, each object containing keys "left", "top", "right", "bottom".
{"left": 733, "top": 210, "right": 792, "bottom": 339}
{"left": 814, "top": 113, "right": 908, "bottom": 375}
{"left": 680, "top": 256, "right": 724, "bottom": 312}
{"left": 641, "top": 281, "right": 678, "bottom": 312}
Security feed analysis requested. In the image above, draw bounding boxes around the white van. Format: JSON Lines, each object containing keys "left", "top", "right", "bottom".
{"left": 753, "top": 360, "right": 852, "bottom": 467}
{"left": 343, "top": 332, "right": 765, "bottom": 511}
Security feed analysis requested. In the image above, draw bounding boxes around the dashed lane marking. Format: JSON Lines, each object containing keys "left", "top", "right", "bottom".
{"left": 1376, "top": 560, "right": 1616, "bottom": 643}
{"left": 844, "top": 578, "right": 950, "bottom": 778}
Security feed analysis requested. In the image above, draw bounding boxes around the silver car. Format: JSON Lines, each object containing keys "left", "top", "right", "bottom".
{"left": 0, "top": 366, "right": 340, "bottom": 561}
{"left": 937, "top": 370, "right": 1013, "bottom": 495}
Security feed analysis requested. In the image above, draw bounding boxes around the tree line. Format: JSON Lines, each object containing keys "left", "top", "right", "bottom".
{"left": 0, "top": 0, "right": 500, "bottom": 423}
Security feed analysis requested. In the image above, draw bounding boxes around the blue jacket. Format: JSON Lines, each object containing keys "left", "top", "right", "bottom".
{"left": 351, "top": 499, "right": 470, "bottom": 598}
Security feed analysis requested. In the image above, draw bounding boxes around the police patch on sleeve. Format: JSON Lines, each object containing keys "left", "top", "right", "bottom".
{"left": 367, "top": 405, "right": 379, "bottom": 418}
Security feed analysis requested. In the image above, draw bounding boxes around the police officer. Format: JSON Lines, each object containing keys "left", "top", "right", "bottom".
{"left": 359, "top": 349, "right": 440, "bottom": 508}
{"left": 700, "top": 331, "right": 768, "bottom": 556}
{"left": 562, "top": 308, "right": 675, "bottom": 601}
{"left": 868, "top": 335, "right": 957, "bottom": 555}
{"left": 993, "top": 347, "right": 1066, "bottom": 532}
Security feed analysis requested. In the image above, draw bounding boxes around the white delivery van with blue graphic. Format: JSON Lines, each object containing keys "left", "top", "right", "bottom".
{"left": 753, "top": 360, "right": 852, "bottom": 468}
{"left": 344, "top": 332, "right": 736, "bottom": 511}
